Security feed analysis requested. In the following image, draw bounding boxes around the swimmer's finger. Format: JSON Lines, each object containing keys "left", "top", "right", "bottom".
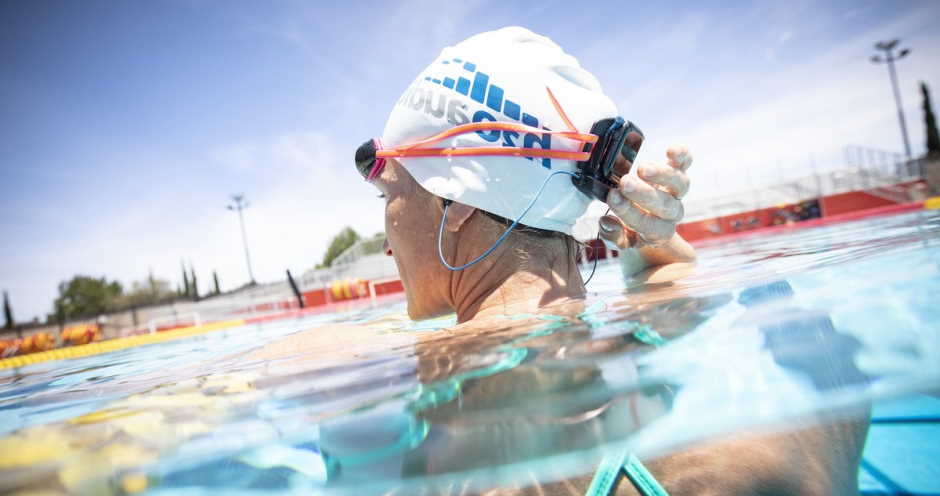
{"left": 618, "top": 174, "right": 685, "bottom": 222}
{"left": 666, "top": 145, "right": 693, "bottom": 171}
{"left": 637, "top": 162, "right": 690, "bottom": 199}
{"left": 608, "top": 190, "right": 676, "bottom": 245}
{"left": 598, "top": 215, "right": 635, "bottom": 250}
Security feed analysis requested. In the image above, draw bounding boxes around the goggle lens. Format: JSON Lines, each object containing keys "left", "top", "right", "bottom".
{"left": 355, "top": 139, "right": 378, "bottom": 179}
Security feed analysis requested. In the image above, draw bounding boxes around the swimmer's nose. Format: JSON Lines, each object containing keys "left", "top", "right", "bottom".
{"left": 383, "top": 238, "right": 393, "bottom": 256}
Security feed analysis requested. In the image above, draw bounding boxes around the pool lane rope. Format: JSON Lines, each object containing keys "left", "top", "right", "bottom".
{"left": 0, "top": 319, "right": 246, "bottom": 370}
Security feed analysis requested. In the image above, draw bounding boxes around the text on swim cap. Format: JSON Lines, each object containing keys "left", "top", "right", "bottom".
{"left": 395, "top": 58, "right": 554, "bottom": 169}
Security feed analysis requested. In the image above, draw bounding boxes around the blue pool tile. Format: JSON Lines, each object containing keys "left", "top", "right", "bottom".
{"left": 860, "top": 423, "right": 940, "bottom": 494}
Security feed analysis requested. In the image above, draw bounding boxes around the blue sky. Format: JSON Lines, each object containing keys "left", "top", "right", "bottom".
{"left": 2, "top": 0, "right": 939, "bottom": 322}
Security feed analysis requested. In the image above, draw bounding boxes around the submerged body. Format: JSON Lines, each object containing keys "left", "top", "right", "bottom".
{"left": 251, "top": 283, "right": 870, "bottom": 495}
{"left": 3, "top": 210, "right": 937, "bottom": 494}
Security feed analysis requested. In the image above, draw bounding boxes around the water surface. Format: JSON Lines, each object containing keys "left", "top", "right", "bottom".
{"left": 1, "top": 210, "right": 938, "bottom": 494}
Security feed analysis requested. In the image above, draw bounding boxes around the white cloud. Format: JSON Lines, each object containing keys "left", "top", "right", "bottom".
{"left": 608, "top": 3, "right": 940, "bottom": 206}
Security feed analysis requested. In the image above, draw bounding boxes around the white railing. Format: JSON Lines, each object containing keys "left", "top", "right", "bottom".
{"left": 111, "top": 253, "right": 402, "bottom": 337}
{"left": 300, "top": 253, "right": 399, "bottom": 288}
{"left": 331, "top": 235, "right": 386, "bottom": 267}
{"left": 681, "top": 147, "right": 925, "bottom": 222}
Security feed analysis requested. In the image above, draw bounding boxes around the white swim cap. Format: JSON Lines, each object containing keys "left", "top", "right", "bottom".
{"left": 381, "top": 26, "right": 618, "bottom": 235}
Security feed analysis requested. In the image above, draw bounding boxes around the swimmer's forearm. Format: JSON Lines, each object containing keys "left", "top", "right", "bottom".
{"left": 620, "top": 234, "right": 696, "bottom": 279}
{"left": 639, "top": 233, "right": 696, "bottom": 266}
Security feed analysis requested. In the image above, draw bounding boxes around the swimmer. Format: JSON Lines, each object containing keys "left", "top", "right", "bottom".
{"left": 361, "top": 27, "right": 868, "bottom": 495}
{"left": 260, "top": 27, "right": 867, "bottom": 495}
{"left": 359, "top": 28, "right": 695, "bottom": 323}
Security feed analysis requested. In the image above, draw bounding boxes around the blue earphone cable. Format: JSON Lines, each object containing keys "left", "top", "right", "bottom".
{"left": 582, "top": 208, "right": 609, "bottom": 286}
{"left": 437, "top": 169, "right": 579, "bottom": 271}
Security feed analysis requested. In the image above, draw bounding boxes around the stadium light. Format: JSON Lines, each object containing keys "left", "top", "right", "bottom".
{"left": 227, "top": 194, "right": 256, "bottom": 285}
{"left": 871, "top": 39, "right": 913, "bottom": 158}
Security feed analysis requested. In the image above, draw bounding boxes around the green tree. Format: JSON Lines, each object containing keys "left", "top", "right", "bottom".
{"left": 120, "top": 276, "right": 175, "bottom": 307}
{"left": 3, "top": 290, "right": 13, "bottom": 329}
{"left": 48, "top": 276, "right": 123, "bottom": 322}
{"left": 316, "top": 227, "right": 361, "bottom": 268}
{"left": 922, "top": 81, "right": 940, "bottom": 157}
{"left": 213, "top": 271, "right": 221, "bottom": 295}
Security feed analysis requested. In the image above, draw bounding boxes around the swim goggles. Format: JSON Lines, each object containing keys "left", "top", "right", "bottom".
{"left": 355, "top": 87, "right": 644, "bottom": 202}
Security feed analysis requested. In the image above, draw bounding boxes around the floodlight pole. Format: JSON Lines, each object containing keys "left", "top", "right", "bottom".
{"left": 871, "top": 39, "right": 912, "bottom": 159}
{"left": 227, "top": 194, "right": 256, "bottom": 285}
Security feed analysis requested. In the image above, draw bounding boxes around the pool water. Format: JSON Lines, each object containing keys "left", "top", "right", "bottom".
{"left": 1, "top": 210, "right": 938, "bottom": 495}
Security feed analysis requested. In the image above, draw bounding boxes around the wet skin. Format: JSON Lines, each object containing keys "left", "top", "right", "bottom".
{"left": 297, "top": 146, "right": 869, "bottom": 494}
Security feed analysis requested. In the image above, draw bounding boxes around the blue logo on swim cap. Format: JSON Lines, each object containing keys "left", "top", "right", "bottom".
{"left": 417, "top": 58, "right": 554, "bottom": 169}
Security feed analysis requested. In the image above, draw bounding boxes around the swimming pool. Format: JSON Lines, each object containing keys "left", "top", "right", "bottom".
{"left": 1, "top": 209, "right": 938, "bottom": 495}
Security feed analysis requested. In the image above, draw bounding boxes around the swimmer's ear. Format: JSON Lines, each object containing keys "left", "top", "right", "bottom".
{"left": 443, "top": 201, "right": 476, "bottom": 233}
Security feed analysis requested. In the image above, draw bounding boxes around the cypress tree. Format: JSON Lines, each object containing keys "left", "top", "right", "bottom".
{"left": 181, "top": 262, "right": 190, "bottom": 297}
{"left": 3, "top": 290, "right": 13, "bottom": 330}
{"left": 922, "top": 82, "right": 940, "bottom": 157}
{"left": 213, "top": 271, "right": 221, "bottom": 295}
{"left": 147, "top": 268, "right": 157, "bottom": 300}
{"left": 190, "top": 266, "right": 199, "bottom": 301}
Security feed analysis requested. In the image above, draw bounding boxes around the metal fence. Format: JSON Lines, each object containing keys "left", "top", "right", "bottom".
{"left": 681, "top": 146, "right": 925, "bottom": 222}
{"left": 331, "top": 235, "right": 386, "bottom": 267}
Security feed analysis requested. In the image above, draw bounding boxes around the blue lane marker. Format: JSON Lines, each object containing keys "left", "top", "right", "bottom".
{"left": 870, "top": 416, "right": 940, "bottom": 424}
{"left": 860, "top": 459, "right": 915, "bottom": 496}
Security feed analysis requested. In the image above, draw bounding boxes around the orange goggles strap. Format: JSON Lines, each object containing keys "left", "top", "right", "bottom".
{"left": 387, "top": 122, "right": 597, "bottom": 152}
{"left": 378, "top": 146, "right": 590, "bottom": 161}
{"left": 374, "top": 87, "right": 596, "bottom": 164}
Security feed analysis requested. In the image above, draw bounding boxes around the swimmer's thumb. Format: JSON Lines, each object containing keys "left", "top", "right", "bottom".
{"left": 598, "top": 215, "right": 635, "bottom": 250}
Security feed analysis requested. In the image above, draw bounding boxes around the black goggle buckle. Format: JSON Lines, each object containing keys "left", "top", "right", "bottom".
{"left": 572, "top": 117, "right": 644, "bottom": 202}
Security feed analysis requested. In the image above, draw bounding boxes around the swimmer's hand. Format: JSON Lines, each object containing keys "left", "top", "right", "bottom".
{"left": 598, "top": 146, "right": 696, "bottom": 277}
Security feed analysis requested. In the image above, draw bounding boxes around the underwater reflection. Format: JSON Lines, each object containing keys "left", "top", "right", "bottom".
{"left": 303, "top": 279, "right": 874, "bottom": 494}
